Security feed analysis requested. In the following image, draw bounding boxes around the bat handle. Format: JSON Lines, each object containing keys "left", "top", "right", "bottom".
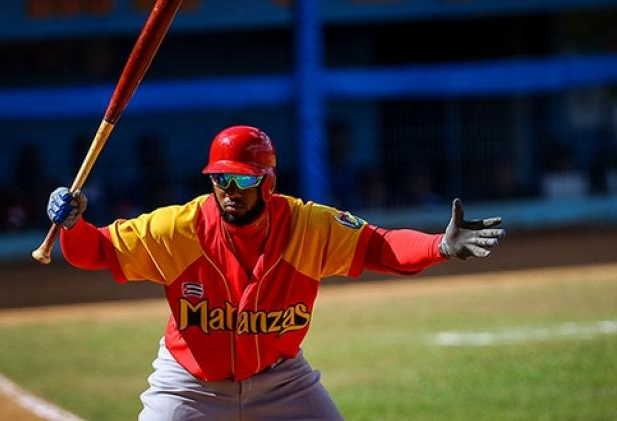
{"left": 31, "top": 120, "right": 115, "bottom": 265}
{"left": 32, "top": 224, "right": 61, "bottom": 264}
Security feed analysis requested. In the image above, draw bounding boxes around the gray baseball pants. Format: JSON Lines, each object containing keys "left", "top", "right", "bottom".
{"left": 138, "top": 339, "right": 344, "bottom": 420}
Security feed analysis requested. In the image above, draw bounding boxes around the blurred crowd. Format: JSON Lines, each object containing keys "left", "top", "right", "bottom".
{"left": 2, "top": 116, "right": 617, "bottom": 234}
{"left": 2, "top": 133, "right": 185, "bottom": 232}
{"left": 0, "top": 127, "right": 377, "bottom": 233}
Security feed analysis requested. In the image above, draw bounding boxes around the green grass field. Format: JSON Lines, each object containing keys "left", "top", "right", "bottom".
{"left": 0, "top": 265, "right": 616, "bottom": 420}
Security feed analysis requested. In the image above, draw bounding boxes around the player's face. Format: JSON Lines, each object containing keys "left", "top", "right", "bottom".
{"left": 212, "top": 176, "right": 262, "bottom": 225}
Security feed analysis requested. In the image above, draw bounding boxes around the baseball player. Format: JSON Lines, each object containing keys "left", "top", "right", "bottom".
{"left": 46, "top": 126, "right": 505, "bottom": 420}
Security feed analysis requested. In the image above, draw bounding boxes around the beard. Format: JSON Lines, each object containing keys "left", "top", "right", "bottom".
{"left": 220, "top": 198, "right": 265, "bottom": 226}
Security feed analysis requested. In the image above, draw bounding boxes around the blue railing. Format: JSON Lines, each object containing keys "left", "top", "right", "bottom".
{"left": 3, "top": 54, "right": 617, "bottom": 119}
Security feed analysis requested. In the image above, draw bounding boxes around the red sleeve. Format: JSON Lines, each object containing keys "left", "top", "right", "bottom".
{"left": 347, "top": 224, "right": 375, "bottom": 277}
{"left": 59, "top": 217, "right": 127, "bottom": 283}
{"left": 364, "top": 226, "right": 448, "bottom": 276}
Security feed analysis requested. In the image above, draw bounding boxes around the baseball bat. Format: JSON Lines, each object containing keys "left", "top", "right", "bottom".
{"left": 32, "top": 0, "right": 183, "bottom": 264}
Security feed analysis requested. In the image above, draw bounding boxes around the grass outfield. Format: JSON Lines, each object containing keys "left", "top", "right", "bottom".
{"left": 0, "top": 264, "right": 616, "bottom": 420}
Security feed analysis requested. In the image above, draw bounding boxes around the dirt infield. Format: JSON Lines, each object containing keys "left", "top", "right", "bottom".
{"left": 0, "top": 399, "right": 49, "bottom": 421}
{"left": 2, "top": 262, "right": 616, "bottom": 326}
{"left": 2, "top": 262, "right": 617, "bottom": 325}
{"left": 0, "top": 373, "right": 82, "bottom": 421}
{"left": 2, "top": 226, "right": 617, "bottom": 309}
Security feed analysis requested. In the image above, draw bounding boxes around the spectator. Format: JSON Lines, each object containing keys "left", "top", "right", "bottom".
{"left": 327, "top": 119, "right": 362, "bottom": 210}
{"left": 358, "top": 169, "right": 387, "bottom": 209}
{"left": 407, "top": 165, "right": 442, "bottom": 206}
{"left": 489, "top": 159, "right": 528, "bottom": 200}
{"left": 542, "top": 142, "right": 586, "bottom": 199}
{"left": 135, "top": 133, "right": 174, "bottom": 212}
{"left": 14, "top": 142, "right": 54, "bottom": 229}
{"left": 0, "top": 188, "right": 27, "bottom": 231}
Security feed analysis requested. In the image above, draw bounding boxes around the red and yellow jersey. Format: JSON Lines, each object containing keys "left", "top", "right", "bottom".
{"left": 104, "top": 194, "right": 373, "bottom": 381}
{"left": 60, "top": 193, "right": 446, "bottom": 381}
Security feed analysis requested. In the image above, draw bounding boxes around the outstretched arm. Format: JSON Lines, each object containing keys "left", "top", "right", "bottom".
{"left": 365, "top": 227, "right": 446, "bottom": 275}
{"left": 363, "top": 198, "right": 505, "bottom": 275}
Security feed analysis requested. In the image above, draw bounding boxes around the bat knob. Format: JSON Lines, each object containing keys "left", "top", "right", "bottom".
{"left": 33, "top": 221, "right": 61, "bottom": 264}
{"left": 32, "top": 248, "right": 52, "bottom": 264}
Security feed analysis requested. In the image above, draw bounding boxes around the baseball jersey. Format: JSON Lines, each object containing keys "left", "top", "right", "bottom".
{"left": 60, "top": 193, "right": 445, "bottom": 382}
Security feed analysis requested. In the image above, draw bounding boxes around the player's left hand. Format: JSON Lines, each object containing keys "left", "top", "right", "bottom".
{"left": 439, "top": 198, "right": 505, "bottom": 260}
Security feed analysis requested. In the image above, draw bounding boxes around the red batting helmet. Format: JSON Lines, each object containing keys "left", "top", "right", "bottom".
{"left": 202, "top": 126, "right": 277, "bottom": 201}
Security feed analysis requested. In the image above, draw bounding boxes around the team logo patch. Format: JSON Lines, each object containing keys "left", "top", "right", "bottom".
{"left": 182, "top": 282, "right": 204, "bottom": 298}
{"left": 334, "top": 211, "right": 365, "bottom": 229}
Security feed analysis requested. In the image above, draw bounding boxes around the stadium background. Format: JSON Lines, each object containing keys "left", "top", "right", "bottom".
{"left": 0, "top": 1, "right": 616, "bottom": 420}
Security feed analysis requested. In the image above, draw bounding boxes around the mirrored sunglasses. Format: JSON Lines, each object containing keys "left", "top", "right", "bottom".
{"left": 210, "top": 173, "right": 263, "bottom": 190}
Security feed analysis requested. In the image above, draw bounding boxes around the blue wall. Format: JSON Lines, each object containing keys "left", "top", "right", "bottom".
{"left": 3, "top": 55, "right": 617, "bottom": 120}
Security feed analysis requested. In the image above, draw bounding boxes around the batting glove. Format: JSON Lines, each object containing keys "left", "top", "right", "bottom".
{"left": 439, "top": 198, "right": 505, "bottom": 260}
{"left": 47, "top": 187, "right": 88, "bottom": 229}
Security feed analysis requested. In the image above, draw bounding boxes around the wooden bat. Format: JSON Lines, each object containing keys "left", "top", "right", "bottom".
{"left": 32, "top": 0, "right": 184, "bottom": 264}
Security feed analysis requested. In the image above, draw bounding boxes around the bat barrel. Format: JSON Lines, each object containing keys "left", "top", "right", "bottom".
{"left": 105, "top": 0, "right": 183, "bottom": 124}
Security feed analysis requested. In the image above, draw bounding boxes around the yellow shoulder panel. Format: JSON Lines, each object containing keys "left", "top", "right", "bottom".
{"left": 281, "top": 195, "right": 367, "bottom": 280}
{"left": 107, "top": 195, "right": 207, "bottom": 284}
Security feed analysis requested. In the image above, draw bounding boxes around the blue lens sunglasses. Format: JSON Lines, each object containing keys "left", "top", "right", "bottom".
{"left": 210, "top": 173, "right": 263, "bottom": 190}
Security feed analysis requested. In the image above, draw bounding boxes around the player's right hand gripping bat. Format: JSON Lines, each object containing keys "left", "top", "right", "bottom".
{"left": 32, "top": 0, "right": 184, "bottom": 264}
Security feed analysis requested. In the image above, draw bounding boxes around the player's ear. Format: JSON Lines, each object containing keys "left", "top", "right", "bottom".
{"left": 269, "top": 174, "right": 276, "bottom": 194}
{"left": 260, "top": 172, "right": 276, "bottom": 202}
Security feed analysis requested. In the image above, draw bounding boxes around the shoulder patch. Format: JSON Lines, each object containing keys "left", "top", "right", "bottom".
{"left": 334, "top": 211, "right": 365, "bottom": 229}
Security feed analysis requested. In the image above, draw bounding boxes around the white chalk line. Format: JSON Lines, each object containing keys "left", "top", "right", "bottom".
{"left": 431, "top": 320, "right": 617, "bottom": 346}
{"left": 0, "top": 373, "right": 84, "bottom": 421}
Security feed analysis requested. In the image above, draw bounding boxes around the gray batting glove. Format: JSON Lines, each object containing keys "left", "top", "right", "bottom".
{"left": 439, "top": 198, "right": 505, "bottom": 260}
{"left": 47, "top": 187, "right": 88, "bottom": 229}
